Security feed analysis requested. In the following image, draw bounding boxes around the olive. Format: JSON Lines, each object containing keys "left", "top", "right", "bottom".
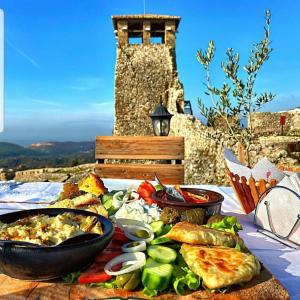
{"left": 126, "top": 241, "right": 140, "bottom": 248}
{"left": 123, "top": 269, "right": 141, "bottom": 291}
{"left": 135, "top": 229, "right": 149, "bottom": 239}
{"left": 116, "top": 272, "right": 132, "bottom": 288}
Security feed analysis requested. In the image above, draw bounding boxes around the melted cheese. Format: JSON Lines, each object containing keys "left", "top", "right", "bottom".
{"left": 180, "top": 244, "right": 260, "bottom": 289}
{"left": 0, "top": 213, "right": 103, "bottom": 246}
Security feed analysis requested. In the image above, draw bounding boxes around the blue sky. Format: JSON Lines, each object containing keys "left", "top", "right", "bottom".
{"left": 0, "top": 0, "right": 299, "bottom": 145}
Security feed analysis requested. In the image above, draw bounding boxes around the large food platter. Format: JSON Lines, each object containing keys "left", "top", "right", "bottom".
{"left": 0, "top": 174, "right": 290, "bottom": 300}
{"left": 0, "top": 261, "right": 289, "bottom": 299}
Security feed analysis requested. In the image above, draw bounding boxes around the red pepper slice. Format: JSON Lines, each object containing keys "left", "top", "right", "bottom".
{"left": 95, "top": 251, "right": 122, "bottom": 263}
{"left": 112, "top": 231, "right": 129, "bottom": 244}
{"left": 182, "top": 191, "right": 209, "bottom": 203}
{"left": 78, "top": 271, "right": 112, "bottom": 284}
{"left": 137, "top": 181, "right": 156, "bottom": 204}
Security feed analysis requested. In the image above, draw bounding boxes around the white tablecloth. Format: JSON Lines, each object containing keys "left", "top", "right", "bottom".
{"left": 0, "top": 179, "right": 299, "bottom": 299}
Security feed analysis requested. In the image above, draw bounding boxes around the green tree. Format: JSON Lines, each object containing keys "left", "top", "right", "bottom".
{"left": 197, "top": 10, "right": 275, "bottom": 166}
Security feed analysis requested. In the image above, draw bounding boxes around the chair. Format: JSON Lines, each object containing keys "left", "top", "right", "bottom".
{"left": 95, "top": 136, "right": 185, "bottom": 184}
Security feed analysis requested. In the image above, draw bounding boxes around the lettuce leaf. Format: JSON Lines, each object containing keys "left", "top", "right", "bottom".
{"left": 202, "top": 281, "right": 231, "bottom": 294}
{"left": 206, "top": 216, "right": 242, "bottom": 234}
{"left": 143, "top": 287, "right": 158, "bottom": 297}
{"left": 64, "top": 271, "right": 81, "bottom": 284}
{"left": 172, "top": 266, "right": 201, "bottom": 295}
{"left": 88, "top": 278, "right": 118, "bottom": 289}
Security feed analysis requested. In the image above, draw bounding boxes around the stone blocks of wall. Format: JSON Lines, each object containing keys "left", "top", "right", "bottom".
{"left": 251, "top": 109, "right": 300, "bottom": 136}
{"left": 14, "top": 164, "right": 94, "bottom": 183}
{"left": 170, "top": 113, "right": 299, "bottom": 185}
{"left": 114, "top": 44, "right": 180, "bottom": 136}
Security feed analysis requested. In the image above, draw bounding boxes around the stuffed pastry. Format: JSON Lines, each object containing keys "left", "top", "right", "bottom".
{"left": 180, "top": 243, "right": 260, "bottom": 289}
{"left": 165, "top": 221, "right": 246, "bottom": 250}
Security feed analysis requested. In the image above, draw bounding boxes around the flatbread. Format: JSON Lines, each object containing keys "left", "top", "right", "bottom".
{"left": 165, "top": 221, "right": 246, "bottom": 250}
{"left": 180, "top": 244, "right": 260, "bottom": 289}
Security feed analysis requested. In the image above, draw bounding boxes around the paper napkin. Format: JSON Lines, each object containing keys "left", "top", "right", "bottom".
{"left": 255, "top": 173, "right": 300, "bottom": 245}
{"left": 224, "top": 147, "right": 285, "bottom": 182}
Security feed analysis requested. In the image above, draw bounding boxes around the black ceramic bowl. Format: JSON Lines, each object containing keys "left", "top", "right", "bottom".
{"left": 152, "top": 188, "right": 224, "bottom": 215}
{"left": 0, "top": 208, "right": 114, "bottom": 280}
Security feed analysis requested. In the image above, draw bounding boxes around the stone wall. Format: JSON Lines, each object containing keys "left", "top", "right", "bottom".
{"left": 251, "top": 109, "right": 300, "bottom": 136}
{"left": 14, "top": 164, "right": 94, "bottom": 183}
{"left": 112, "top": 31, "right": 299, "bottom": 185}
{"left": 114, "top": 44, "right": 184, "bottom": 136}
{"left": 170, "top": 114, "right": 299, "bottom": 185}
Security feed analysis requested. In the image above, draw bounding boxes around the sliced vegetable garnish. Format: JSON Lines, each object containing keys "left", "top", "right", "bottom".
{"left": 116, "top": 218, "right": 152, "bottom": 230}
{"left": 64, "top": 271, "right": 81, "bottom": 284}
{"left": 137, "top": 181, "right": 156, "bottom": 205}
{"left": 104, "top": 252, "right": 146, "bottom": 276}
{"left": 95, "top": 251, "right": 122, "bottom": 263}
{"left": 116, "top": 269, "right": 141, "bottom": 291}
{"left": 123, "top": 225, "right": 154, "bottom": 243}
{"left": 121, "top": 240, "right": 147, "bottom": 252}
{"left": 206, "top": 216, "right": 243, "bottom": 235}
{"left": 112, "top": 191, "right": 124, "bottom": 209}
{"left": 172, "top": 266, "right": 201, "bottom": 295}
{"left": 150, "top": 236, "right": 171, "bottom": 245}
{"left": 147, "top": 245, "right": 177, "bottom": 264}
{"left": 142, "top": 258, "right": 173, "bottom": 296}
{"left": 150, "top": 220, "right": 164, "bottom": 235}
{"left": 78, "top": 271, "right": 112, "bottom": 284}
{"left": 112, "top": 230, "right": 129, "bottom": 244}
{"left": 160, "top": 224, "right": 172, "bottom": 235}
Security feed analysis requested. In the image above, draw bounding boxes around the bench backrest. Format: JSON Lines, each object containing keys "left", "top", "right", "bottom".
{"left": 95, "top": 136, "right": 184, "bottom": 184}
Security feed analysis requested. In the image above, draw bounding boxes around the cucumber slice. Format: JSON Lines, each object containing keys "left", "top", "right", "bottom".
{"left": 150, "top": 221, "right": 164, "bottom": 235}
{"left": 150, "top": 236, "right": 171, "bottom": 245}
{"left": 155, "top": 185, "right": 163, "bottom": 191}
{"left": 103, "top": 197, "right": 113, "bottom": 209}
{"left": 102, "top": 194, "right": 113, "bottom": 204}
{"left": 142, "top": 258, "right": 173, "bottom": 292}
{"left": 147, "top": 245, "right": 177, "bottom": 263}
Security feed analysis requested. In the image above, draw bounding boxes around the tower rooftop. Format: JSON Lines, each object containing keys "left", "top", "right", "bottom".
{"left": 112, "top": 14, "right": 181, "bottom": 31}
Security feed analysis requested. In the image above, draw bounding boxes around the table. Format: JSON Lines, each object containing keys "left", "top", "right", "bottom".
{"left": 0, "top": 179, "right": 299, "bottom": 299}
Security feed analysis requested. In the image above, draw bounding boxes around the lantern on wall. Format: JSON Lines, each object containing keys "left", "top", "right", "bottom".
{"left": 150, "top": 101, "right": 173, "bottom": 136}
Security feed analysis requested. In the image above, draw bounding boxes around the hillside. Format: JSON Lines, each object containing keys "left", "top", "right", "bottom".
{"left": 0, "top": 142, "right": 44, "bottom": 158}
{"left": 28, "top": 141, "right": 95, "bottom": 155}
{"left": 0, "top": 141, "right": 95, "bottom": 170}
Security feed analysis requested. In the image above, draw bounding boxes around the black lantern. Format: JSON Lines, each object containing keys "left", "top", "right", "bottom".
{"left": 150, "top": 101, "right": 173, "bottom": 136}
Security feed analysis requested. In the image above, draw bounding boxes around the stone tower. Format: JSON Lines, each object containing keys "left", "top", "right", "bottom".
{"left": 112, "top": 14, "right": 185, "bottom": 136}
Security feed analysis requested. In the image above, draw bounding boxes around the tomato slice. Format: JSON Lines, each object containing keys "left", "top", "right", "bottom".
{"left": 95, "top": 251, "right": 122, "bottom": 263}
{"left": 137, "top": 181, "right": 156, "bottom": 199}
{"left": 113, "top": 231, "right": 129, "bottom": 244}
{"left": 78, "top": 271, "right": 112, "bottom": 284}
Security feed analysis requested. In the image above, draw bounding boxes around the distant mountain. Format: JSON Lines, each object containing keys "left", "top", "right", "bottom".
{"left": 0, "top": 142, "right": 44, "bottom": 158}
{"left": 28, "top": 141, "right": 95, "bottom": 155}
{"left": 0, "top": 141, "right": 95, "bottom": 170}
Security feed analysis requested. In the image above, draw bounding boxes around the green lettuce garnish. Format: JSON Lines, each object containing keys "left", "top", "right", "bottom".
{"left": 143, "top": 287, "right": 158, "bottom": 297}
{"left": 172, "top": 266, "right": 201, "bottom": 295}
{"left": 207, "top": 216, "right": 242, "bottom": 235}
{"left": 64, "top": 271, "right": 81, "bottom": 284}
{"left": 202, "top": 280, "right": 231, "bottom": 293}
{"left": 88, "top": 278, "right": 118, "bottom": 289}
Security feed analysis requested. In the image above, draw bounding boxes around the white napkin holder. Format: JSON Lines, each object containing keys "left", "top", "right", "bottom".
{"left": 254, "top": 185, "right": 300, "bottom": 249}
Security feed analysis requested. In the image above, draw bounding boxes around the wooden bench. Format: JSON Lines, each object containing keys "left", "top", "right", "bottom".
{"left": 95, "top": 136, "right": 184, "bottom": 184}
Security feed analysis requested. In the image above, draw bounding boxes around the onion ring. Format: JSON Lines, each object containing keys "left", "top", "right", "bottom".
{"left": 121, "top": 241, "right": 147, "bottom": 252}
{"left": 123, "top": 225, "right": 154, "bottom": 243}
{"left": 104, "top": 252, "right": 146, "bottom": 276}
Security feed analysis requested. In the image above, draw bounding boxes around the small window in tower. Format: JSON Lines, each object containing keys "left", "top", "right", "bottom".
{"left": 150, "top": 36, "right": 163, "bottom": 44}
{"left": 128, "top": 37, "right": 143, "bottom": 44}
